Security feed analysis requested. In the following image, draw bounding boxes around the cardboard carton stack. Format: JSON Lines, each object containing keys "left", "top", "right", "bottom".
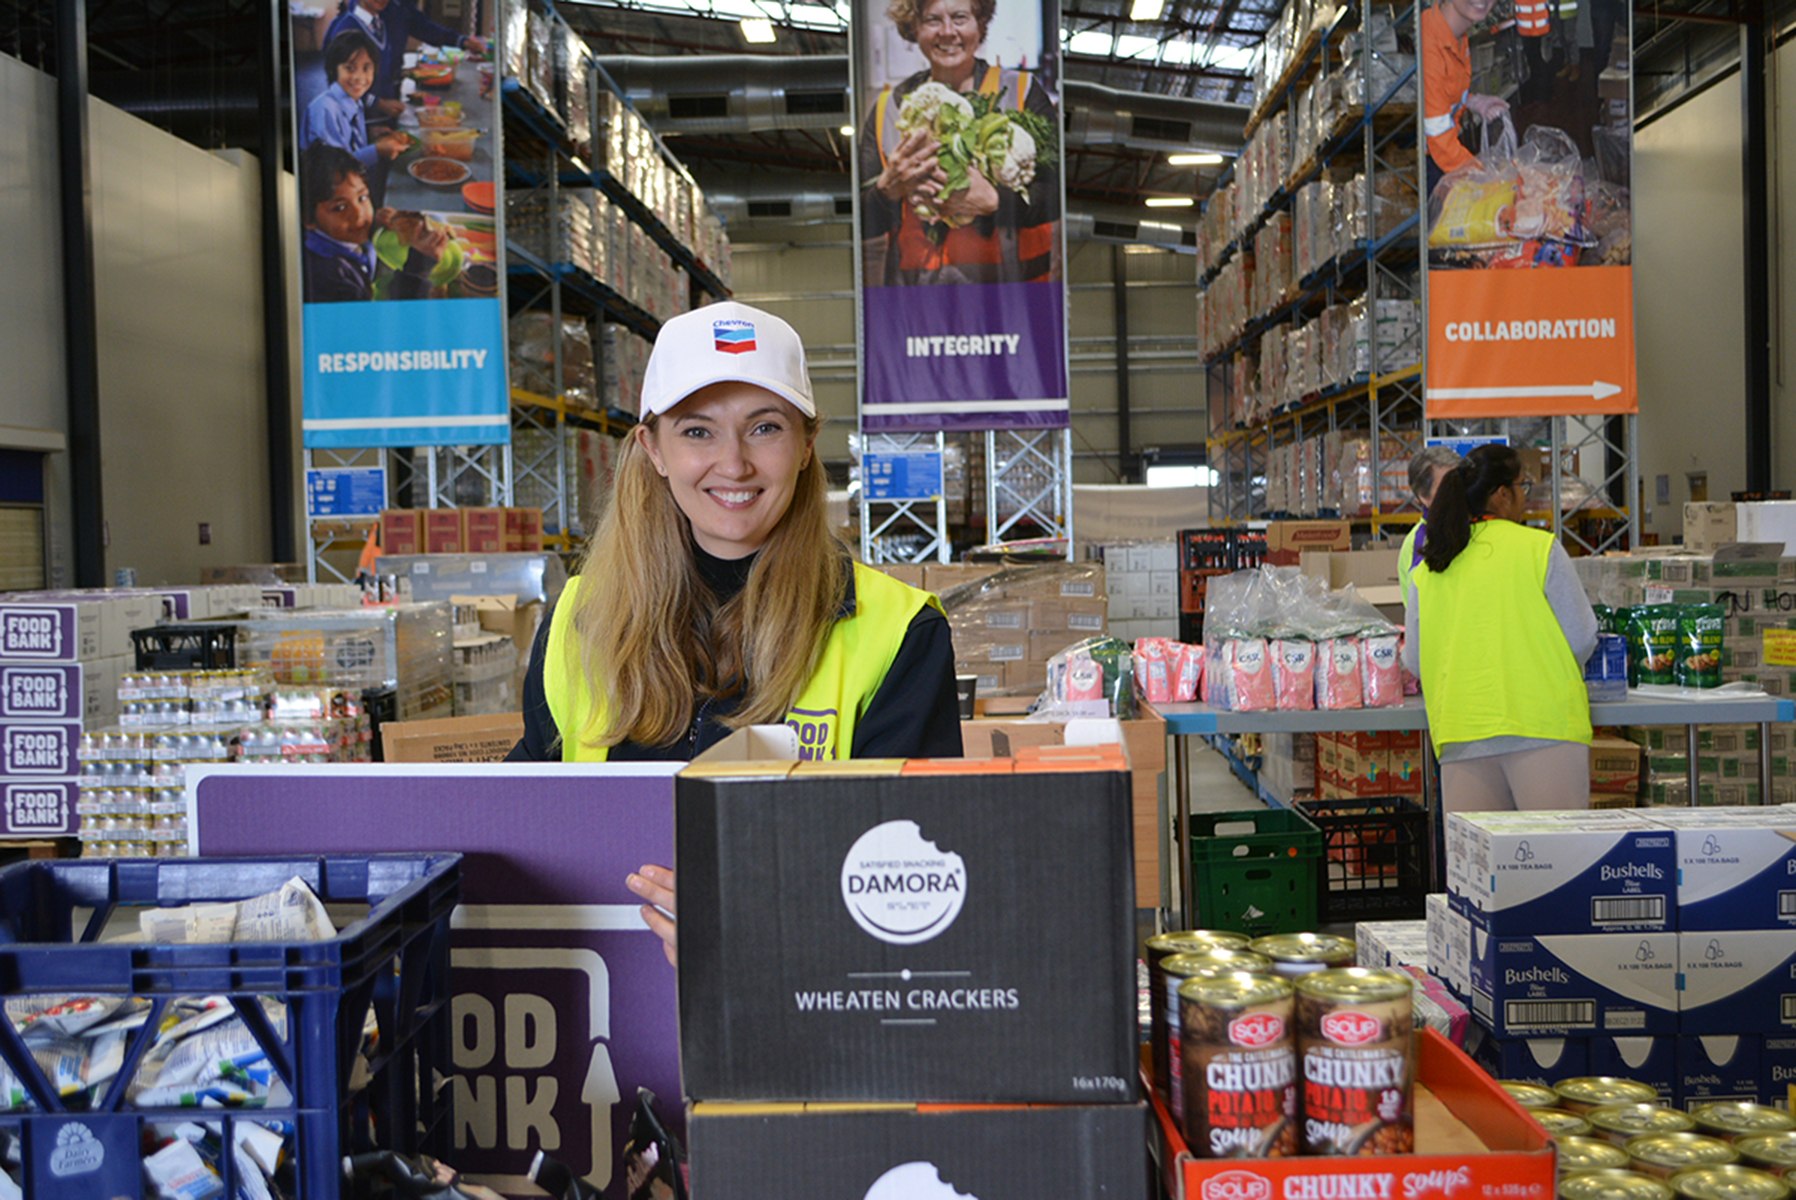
{"left": 380, "top": 507, "right": 545, "bottom": 556}
{"left": 1312, "top": 729, "right": 1423, "bottom": 799}
{"left": 933, "top": 562, "right": 1107, "bottom": 698}
{"left": 676, "top": 732, "right": 1147, "bottom": 1196}
{"left": 1622, "top": 724, "right": 1794, "bottom": 808}
{"left": 1438, "top": 806, "right": 1796, "bottom": 1106}
{"left": 1099, "top": 541, "right": 1180, "bottom": 643}
{"left": 0, "top": 599, "right": 112, "bottom": 841}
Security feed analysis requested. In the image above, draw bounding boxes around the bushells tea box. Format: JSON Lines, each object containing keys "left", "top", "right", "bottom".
{"left": 1469, "top": 930, "right": 1679, "bottom": 1037}
{"left": 1762, "top": 1036, "right": 1796, "bottom": 1104}
{"left": 676, "top": 768, "right": 1136, "bottom": 1103}
{"left": 1426, "top": 892, "right": 1471, "bottom": 1000}
{"left": 1677, "top": 930, "right": 1796, "bottom": 1034}
{"left": 1588, "top": 1036, "right": 1676, "bottom": 1105}
{"left": 1448, "top": 810, "right": 1675, "bottom": 936}
{"left": 1676, "top": 1034, "right": 1761, "bottom": 1108}
{"left": 687, "top": 1102, "right": 1149, "bottom": 1199}
{"left": 1463, "top": 1026, "right": 1588, "bottom": 1086}
{"left": 1641, "top": 809, "right": 1796, "bottom": 931}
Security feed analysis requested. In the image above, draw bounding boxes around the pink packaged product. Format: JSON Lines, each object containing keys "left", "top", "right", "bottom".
{"left": 1133, "top": 638, "right": 1175, "bottom": 704}
{"left": 1316, "top": 636, "right": 1363, "bottom": 709}
{"left": 1064, "top": 651, "right": 1107, "bottom": 704}
{"left": 1227, "top": 637, "right": 1275, "bottom": 712}
{"left": 1203, "top": 640, "right": 1229, "bottom": 706}
{"left": 1173, "top": 641, "right": 1203, "bottom": 702}
{"left": 1360, "top": 631, "right": 1403, "bottom": 708}
{"left": 1271, "top": 637, "right": 1316, "bottom": 711}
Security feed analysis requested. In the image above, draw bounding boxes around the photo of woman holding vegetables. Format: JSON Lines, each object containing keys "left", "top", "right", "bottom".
{"left": 857, "top": 0, "right": 1063, "bottom": 286}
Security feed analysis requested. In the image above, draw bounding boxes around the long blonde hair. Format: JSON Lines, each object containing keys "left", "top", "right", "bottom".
{"left": 566, "top": 412, "right": 846, "bottom": 750}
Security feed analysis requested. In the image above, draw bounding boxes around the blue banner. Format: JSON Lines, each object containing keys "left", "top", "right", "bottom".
{"left": 293, "top": 8, "right": 506, "bottom": 449}
{"left": 304, "top": 466, "right": 387, "bottom": 517}
{"left": 865, "top": 451, "right": 944, "bottom": 501}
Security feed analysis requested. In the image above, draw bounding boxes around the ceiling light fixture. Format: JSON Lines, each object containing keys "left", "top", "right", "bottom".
{"left": 1129, "top": 0, "right": 1166, "bottom": 19}
{"left": 740, "top": 17, "right": 777, "bottom": 42}
{"left": 1167, "top": 152, "right": 1225, "bottom": 166}
{"left": 839, "top": 124, "right": 854, "bottom": 136}
{"left": 1144, "top": 196, "right": 1195, "bottom": 208}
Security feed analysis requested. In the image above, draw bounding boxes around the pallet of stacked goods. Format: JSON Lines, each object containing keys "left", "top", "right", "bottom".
{"left": 933, "top": 561, "right": 1105, "bottom": 699}
{"left": 1102, "top": 540, "right": 1181, "bottom": 645}
{"left": 678, "top": 731, "right": 1147, "bottom": 1194}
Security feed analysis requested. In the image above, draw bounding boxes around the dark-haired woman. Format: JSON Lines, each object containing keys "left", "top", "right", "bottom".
{"left": 1400, "top": 444, "right": 1598, "bottom": 811}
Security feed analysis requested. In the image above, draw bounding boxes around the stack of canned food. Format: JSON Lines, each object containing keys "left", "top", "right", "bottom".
{"left": 1147, "top": 929, "right": 1416, "bottom": 1158}
{"left": 1502, "top": 1076, "right": 1796, "bottom": 1200}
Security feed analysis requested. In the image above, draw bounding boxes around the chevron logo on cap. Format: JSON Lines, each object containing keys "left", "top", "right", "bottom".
{"left": 714, "top": 320, "right": 756, "bottom": 354}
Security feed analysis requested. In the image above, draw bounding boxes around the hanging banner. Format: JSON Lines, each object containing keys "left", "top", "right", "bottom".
{"left": 852, "top": 0, "right": 1069, "bottom": 432}
{"left": 294, "top": 4, "right": 508, "bottom": 449}
{"left": 1420, "top": 0, "right": 1635, "bottom": 417}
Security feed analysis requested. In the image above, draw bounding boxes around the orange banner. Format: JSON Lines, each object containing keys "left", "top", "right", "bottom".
{"left": 1426, "top": 265, "right": 1637, "bottom": 418}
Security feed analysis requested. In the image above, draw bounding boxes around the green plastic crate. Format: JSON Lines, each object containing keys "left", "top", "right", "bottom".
{"left": 1189, "top": 808, "right": 1321, "bottom": 936}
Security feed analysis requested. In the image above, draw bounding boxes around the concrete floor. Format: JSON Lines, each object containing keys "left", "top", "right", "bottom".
{"left": 1182, "top": 739, "right": 1263, "bottom": 814}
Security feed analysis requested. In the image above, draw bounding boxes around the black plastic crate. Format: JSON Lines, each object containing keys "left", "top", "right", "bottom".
{"left": 0, "top": 853, "right": 460, "bottom": 1199}
{"left": 1297, "top": 795, "right": 1429, "bottom": 922}
{"left": 130, "top": 622, "right": 238, "bottom": 670}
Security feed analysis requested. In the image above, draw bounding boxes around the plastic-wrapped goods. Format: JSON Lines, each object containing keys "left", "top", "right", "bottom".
{"left": 1361, "top": 632, "right": 1404, "bottom": 706}
{"left": 1254, "top": 213, "right": 1293, "bottom": 315}
{"left": 556, "top": 25, "right": 593, "bottom": 161}
{"left": 501, "top": 0, "right": 529, "bottom": 85}
{"left": 1132, "top": 639, "right": 1204, "bottom": 706}
{"left": 1341, "top": 9, "right": 1417, "bottom": 108}
{"left": 509, "top": 313, "right": 596, "bottom": 406}
{"left": 1227, "top": 638, "right": 1277, "bottom": 711}
{"left": 1273, "top": 638, "right": 1317, "bottom": 710}
{"left": 1316, "top": 636, "right": 1364, "bottom": 709}
{"left": 524, "top": 7, "right": 555, "bottom": 112}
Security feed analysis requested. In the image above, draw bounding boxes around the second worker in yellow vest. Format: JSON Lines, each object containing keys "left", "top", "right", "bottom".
{"left": 1402, "top": 444, "right": 1598, "bottom": 811}
{"left": 506, "top": 301, "right": 962, "bottom": 963}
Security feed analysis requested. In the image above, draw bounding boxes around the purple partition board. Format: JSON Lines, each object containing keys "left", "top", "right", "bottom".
{"left": 188, "top": 762, "right": 682, "bottom": 1199}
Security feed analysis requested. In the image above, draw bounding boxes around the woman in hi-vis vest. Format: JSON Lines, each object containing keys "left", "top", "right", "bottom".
{"left": 1401, "top": 445, "right": 1599, "bottom": 811}
{"left": 857, "top": 0, "right": 1060, "bottom": 285}
{"left": 507, "top": 301, "right": 962, "bottom": 962}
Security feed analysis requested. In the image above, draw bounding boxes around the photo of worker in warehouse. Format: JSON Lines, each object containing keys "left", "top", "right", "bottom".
{"left": 1421, "top": 0, "right": 1632, "bottom": 268}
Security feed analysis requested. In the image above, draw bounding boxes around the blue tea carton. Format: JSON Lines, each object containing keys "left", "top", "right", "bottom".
{"left": 1589, "top": 1035, "right": 1677, "bottom": 1105}
{"left": 1641, "top": 809, "right": 1796, "bottom": 932}
{"left": 1470, "top": 928, "right": 1680, "bottom": 1037}
{"left": 1585, "top": 633, "right": 1629, "bottom": 702}
{"left": 1761, "top": 1036, "right": 1796, "bottom": 1106}
{"left": 1676, "top": 1034, "right": 1762, "bottom": 1108}
{"left": 1677, "top": 930, "right": 1796, "bottom": 1035}
{"left": 1464, "top": 1025, "right": 1588, "bottom": 1086}
{"left": 1449, "top": 810, "right": 1676, "bottom": 937}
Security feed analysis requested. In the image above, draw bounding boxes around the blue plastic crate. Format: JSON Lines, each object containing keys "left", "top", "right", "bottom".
{"left": 0, "top": 853, "right": 460, "bottom": 1199}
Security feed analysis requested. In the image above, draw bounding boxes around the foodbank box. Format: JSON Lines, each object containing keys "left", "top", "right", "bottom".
{"left": 1463, "top": 1025, "right": 1588, "bottom": 1086}
{"left": 1448, "top": 810, "right": 1675, "bottom": 936}
{"left": 688, "top": 1102, "right": 1149, "bottom": 1199}
{"left": 1676, "top": 1034, "right": 1761, "bottom": 1109}
{"left": 1677, "top": 930, "right": 1796, "bottom": 1034}
{"left": 676, "top": 738, "right": 1136, "bottom": 1103}
{"left": 1, "top": 779, "right": 77, "bottom": 837}
{"left": 1468, "top": 929, "right": 1679, "bottom": 1037}
{"left": 0, "top": 722, "right": 81, "bottom": 778}
{"left": 0, "top": 603, "right": 101, "bottom": 662}
{"left": 1588, "top": 1036, "right": 1677, "bottom": 1104}
{"left": 0, "top": 664, "right": 83, "bottom": 722}
{"left": 1639, "top": 809, "right": 1796, "bottom": 931}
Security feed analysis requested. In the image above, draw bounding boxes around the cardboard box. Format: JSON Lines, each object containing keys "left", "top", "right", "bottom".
{"left": 1264, "top": 520, "right": 1351, "bottom": 565}
{"left": 1028, "top": 628, "right": 1083, "bottom": 663}
{"left": 1685, "top": 503, "right": 1739, "bottom": 552}
{"left": 380, "top": 713, "right": 523, "bottom": 763}
{"left": 424, "top": 508, "right": 465, "bottom": 555}
{"left": 381, "top": 509, "right": 424, "bottom": 556}
{"left": 1582, "top": 1035, "right": 1676, "bottom": 1103}
{"left": 1001, "top": 660, "right": 1047, "bottom": 695}
{"left": 1762, "top": 1036, "right": 1796, "bottom": 1104}
{"left": 1032, "top": 598, "right": 1110, "bottom": 634}
{"left": 463, "top": 507, "right": 506, "bottom": 554}
{"left": 0, "top": 603, "right": 102, "bottom": 663}
{"left": 924, "top": 563, "right": 1002, "bottom": 597}
{"left": 1677, "top": 929, "right": 1796, "bottom": 1034}
{"left": 505, "top": 507, "right": 544, "bottom": 552}
{"left": 1426, "top": 891, "right": 1470, "bottom": 999}
{"left": 965, "top": 602, "right": 1032, "bottom": 632}
{"left": 0, "top": 721, "right": 81, "bottom": 778}
{"left": 1447, "top": 809, "right": 1674, "bottom": 935}
{"left": 0, "top": 663, "right": 83, "bottom": 722}
{"left": 1463, "top": 1025, "right": 1588, "bottom": 1086}
{"left": 1468, "top": 929, "right": 1679, "bottom": 1036}
{"left": 676, "top": 740, "right": 1136, "bottom": 1102}
{"left": 1677, "top": 1034, "right": 1760, "bottom": 1108}
{"left": 1, "top": 779, "right": 77, "bottom": 837}
{"left": 954, "top": 629, "right": 1029, "bottom": 664}
{"left": 1589, "top": 737, "right": 1642, "bottom": 794}
{"left": 1326, "top": 548, "right": 1403, "bottom": 591}
{"left": 1640, "top": 809, "right": 1796, "bottom": 930}
{"left": 1738, "top": 502, "right": 1796, "bottom": 555}
{"left": 689, "top": 1101, "right": 1150, "bottom": 1199}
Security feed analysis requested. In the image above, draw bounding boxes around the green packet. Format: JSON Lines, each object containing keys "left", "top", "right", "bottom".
{"left": 1625, "top": 605, "right": 1678, "bottom": 687}
{"left": 1675, "top": 604, "right": 1724, "bottom": 689}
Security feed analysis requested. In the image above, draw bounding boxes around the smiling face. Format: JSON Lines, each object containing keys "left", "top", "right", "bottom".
{"left": 310, "top": 170, "right": 374, "bottom": 245}
{"left": 336, "top": 46, "right": 376, "bottom": 100}
{"left": 637, "top": 382, "right": 814, "bottom": 560}
{"left": 916, "top": 0, "right": 983, "bottom": 85}
{"left": 1439, "top": 0, "right": 1494, "bottom": 36}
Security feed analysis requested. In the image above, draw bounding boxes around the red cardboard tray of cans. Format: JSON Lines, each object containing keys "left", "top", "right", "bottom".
{"left": 1149, "top": 1029, "right": 1556, "bottom": 1200}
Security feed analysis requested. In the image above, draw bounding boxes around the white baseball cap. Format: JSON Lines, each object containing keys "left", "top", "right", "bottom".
{"left": 638, "top": 301, "right": 816, "bottom": 419}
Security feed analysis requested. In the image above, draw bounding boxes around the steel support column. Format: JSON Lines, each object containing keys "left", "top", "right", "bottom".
{"left": 259, "top": 0, "right": 296, "bottom": 562}
{"left": 1743, "top": 10, "right": 1772, "bottom": 491}
{"left": 57, "top": 0, "right": 105, "bottom": 586}
{"left": 1113, "top": 245, "right": 1134, "bottom": 482}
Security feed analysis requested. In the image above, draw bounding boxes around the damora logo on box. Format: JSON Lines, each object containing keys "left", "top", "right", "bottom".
{"left": 2, "top": 609, "right": 62, "bottom": 658}
{"left": 840, "top": 820, "right": 967, "bottom": 945}
{"left": 1201, "top": 1169, "right": 1272, "bottom": 1200}
{"left": 3, "top": 667, "right": 69, "bottom": 717}
{"left": 49, "top": 1123, "right": 103, "bottom": 1177}
{"left": 864, "top": 1162, "right": 977, "bottom": 1200}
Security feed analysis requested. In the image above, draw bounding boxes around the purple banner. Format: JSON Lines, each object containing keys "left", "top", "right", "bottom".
{"left": 851, "top": 0, "right": 1067, "bottom": 432}
{"left": 189, "top": 763, "right": 681, "bottom": 1199}
{"left": 860, "top": 282, "right": 1069, "bottom": 432}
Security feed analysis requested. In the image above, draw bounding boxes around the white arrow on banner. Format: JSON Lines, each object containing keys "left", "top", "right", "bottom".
{"left": 1430, "top": 381, "right": 1623, "bottom": 401}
